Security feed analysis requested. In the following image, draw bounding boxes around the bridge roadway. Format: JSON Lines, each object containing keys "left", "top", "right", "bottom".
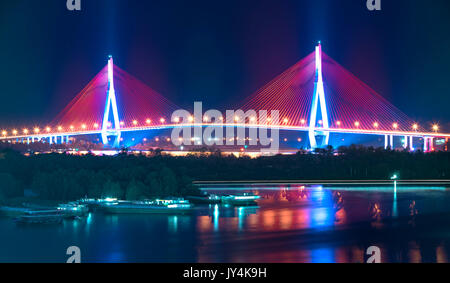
{"left": 0, "top": 123, "right": 449, "bottom": 150}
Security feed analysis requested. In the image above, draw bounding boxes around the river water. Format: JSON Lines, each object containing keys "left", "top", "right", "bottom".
{"left": 1, "top": 185, "right": 450, "bottom": 263}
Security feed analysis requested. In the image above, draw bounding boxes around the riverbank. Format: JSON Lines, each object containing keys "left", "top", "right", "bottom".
{"left": 0, "top": 147, "right": 448, "bottom": 203}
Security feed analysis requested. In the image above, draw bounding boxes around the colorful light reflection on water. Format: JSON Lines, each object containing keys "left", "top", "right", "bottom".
{"left": 0, "top": 185, "right": 450, "bottom": 263}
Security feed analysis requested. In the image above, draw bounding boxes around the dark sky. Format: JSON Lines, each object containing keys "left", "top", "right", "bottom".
{"left": 0, "top": 0, "right": 449, "bottom": 129}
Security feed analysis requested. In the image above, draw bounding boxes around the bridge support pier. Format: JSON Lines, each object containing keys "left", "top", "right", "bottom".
{"left": 410, "top": 136, "right": 414, "bottom": 151}
{"left": 424, "top": 137, "right": 434, "bottom": 152}
{"left": 403, "top": 136, "right": 408, "bottom": 149}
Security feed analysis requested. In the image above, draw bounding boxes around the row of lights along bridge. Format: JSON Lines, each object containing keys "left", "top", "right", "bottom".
{"left": 0, "top": 118, "right": 441, "bottom": 137}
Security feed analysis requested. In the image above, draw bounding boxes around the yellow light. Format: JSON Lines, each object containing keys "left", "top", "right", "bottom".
{"left": 2, "top": 131, "right": 7, "bottom": 136}
{"left": 234, "top": 116, "right": 240, "bottom": 122}
{"left": 81, "top": 124, "right": 87, "bottom": 130}
{"left": 373, "top": 122, "right": 379, "bottom": 128}
{"left": 12, "top": 130, "right": 18, "bottom": 135}
{"left": 93, "top": 123, "right": 99, "bottom": 128}
{"left": 354, "top": 121, "right": 360, "bottom": 127}
{"left": 283, "top": 118, "right": 289, "bottom": 124}
{"left": 393, "top": 123, "right": 398, "bottom": 129}
{"left": 336, "top": 121, "right": 341, "bottom": 126}
{"left": 301, "top": 119, "right": 306, "bottom": 124}
{"left": 174, "top": 117, "right": 180, "bottom": 123}
{"left": 203, "top": 116, "right": 209, "bottom": 122}
{"left": 23, "top": 129, "right": 29, "bottom": 134}
{"left": 160, "top": 118, "right": 166, "bottom": 123}
{"left": 46, "top": 127, "right": 51, "bottom": 132}
{"left": 34, "top": 128, "right": 40, "bottom": 134}
{"left": 120, "top": 121, "right": 125, "bottom": 126}
{"left": 58, "top": 126, "right": 63, "bottom": 131}
{"left": 433, "top": 124, "right": 439, "bottom": 132}
{"left": 166, "top": 138, "right": 171, "bottom": 142}
{"left": 70, "top": 125, "right": 75, "bottom": 130}
{"left": 133, "top": 120, "right": 138, "bottom": 126}
{"left": 146, "top": 119, "right": 152, "bottom": 124}
{"left": 250, "top": 117, "right": 256, "bottom": 123}
{"left": 413, "top": 124, "right": 418, "bottom": 130}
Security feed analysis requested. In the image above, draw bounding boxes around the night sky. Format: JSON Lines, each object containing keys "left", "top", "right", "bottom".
{"left": 0, "top": 0, "right": 449, "bottom": 129}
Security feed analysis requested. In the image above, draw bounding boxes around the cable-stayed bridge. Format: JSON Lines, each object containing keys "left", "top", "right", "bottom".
{"left": 0, "top": 44, "right": 448, "bottom": 152}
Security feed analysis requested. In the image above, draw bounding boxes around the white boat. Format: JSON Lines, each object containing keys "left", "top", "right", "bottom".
{"left": 101, "top": 198, "right": 194, "bottom": 214}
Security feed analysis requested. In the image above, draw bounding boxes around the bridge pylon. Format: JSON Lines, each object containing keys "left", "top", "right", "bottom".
{"left": 101, "top": 56, "right": 121, "bottom": 147}
{"left": 308, "top": 42, "right": 330, "bottom": 149}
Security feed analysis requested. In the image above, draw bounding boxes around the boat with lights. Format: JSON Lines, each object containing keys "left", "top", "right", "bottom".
{"left": 186, "top": 193, "right": 221, "bottom": 204}
{"left": 57, "top": 202, "right": 89, "bottom": 217}
{"left": 221, "top": 193, "right": 261, "bottom": 206}
{"left": 101, "top": 198, "right": 194, "bottom": 214}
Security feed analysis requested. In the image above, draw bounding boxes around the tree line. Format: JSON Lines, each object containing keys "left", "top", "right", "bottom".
{"left": 0, "top": 145, "right": 448, "bottom": 203}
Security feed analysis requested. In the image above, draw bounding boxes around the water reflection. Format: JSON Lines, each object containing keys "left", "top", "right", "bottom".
{"left": 197, "top": 185, "right": 450, "bottom": 263}
{"left": 1, "top": 185, "right": 450, "bottom": 263}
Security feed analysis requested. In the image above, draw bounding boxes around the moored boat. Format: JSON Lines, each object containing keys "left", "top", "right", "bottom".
{"left": 186, "top": 194, "right": 221, "bottom": 204}
{"left": 221, "top": 193, "right": 261, "bottom": 206}
{"left": 101, "top": 198, "right": 194, "bottom": 214}
{"left": 57, "top": 202, "right": 89, "bottom": 218}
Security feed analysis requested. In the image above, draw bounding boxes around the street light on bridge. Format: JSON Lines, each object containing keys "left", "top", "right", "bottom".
{"left": 354, "top": 121, "right": 360, "bottom": 128}
{"left": 132, "top": 120, "right": 138, "bottom": 126}
{"left": 23, "top": 129, "right": 29, "bottom": 134}
{"left": 413, "top": 124, "right": 419, "bottom": 131}
{"left": 12, "top": 130, "right": 18, "bottom": 136}
{"left": 58, "top": 126, "right": 63, "bottom": 132}
{"left": 373, "top": 122, "right": 379, "bottom": 128}
{"left": 34, "top": 128, "right": 40, "bottom": 134}
{"left": 2, "top": 131, "right": 7, "bottom": 137}
{"left": 433, "top": 124, "right": 439, "bottom": 133}
{"left": 393, "top": 123, "right": 399, "bottom": 130}
{"left": 46, "top": 127, "right": 51, "bottom": 133}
